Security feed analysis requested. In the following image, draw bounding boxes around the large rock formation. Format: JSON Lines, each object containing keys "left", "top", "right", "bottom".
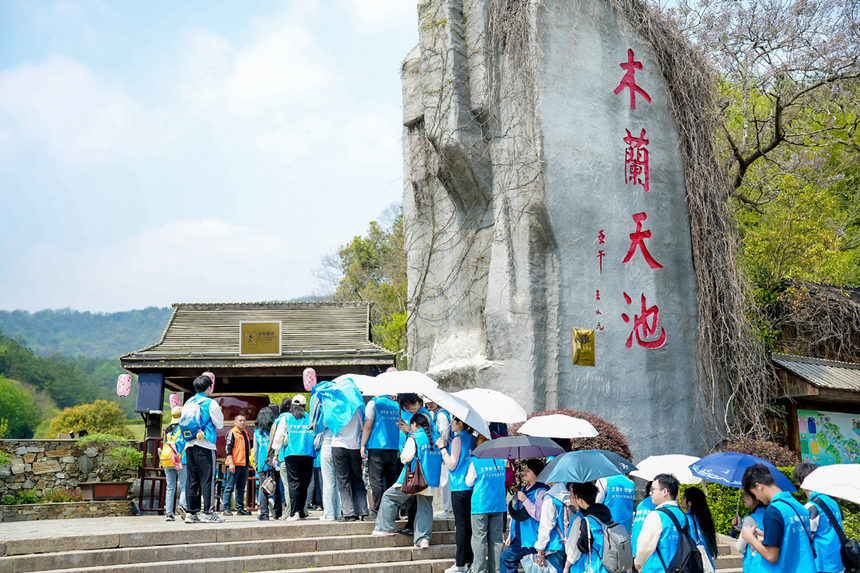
{"left": 402, "top": 0, "right": 713, "bottom": 457}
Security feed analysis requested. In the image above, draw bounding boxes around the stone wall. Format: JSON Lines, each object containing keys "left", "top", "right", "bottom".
{"left": 0, "top": 500, "right": 133, "bottom": 522}
{"left": 0, "top": 439, "right": 133, "bottom": 496}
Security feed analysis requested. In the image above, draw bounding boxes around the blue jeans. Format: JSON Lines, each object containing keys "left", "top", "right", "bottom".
{"left": 164, "top": 466, "right": 186, "bottom": 516}
{"left": 472, "top": 512, "right": 505, "bottom": 573}
{"left": 221, "top": 466, "right": 248, "bottom": 511}
{"left": 376, "top": 486, "right": 433, "bottom": 545}
{"left": 320, "top": 444, "right": 341, "bottom": 519}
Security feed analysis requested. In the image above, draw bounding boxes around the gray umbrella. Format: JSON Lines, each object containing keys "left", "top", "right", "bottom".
{"left": 472, "top": 436, "right": 566, "bottom": 460}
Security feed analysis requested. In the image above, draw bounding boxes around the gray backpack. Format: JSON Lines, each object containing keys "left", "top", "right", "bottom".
{"left": 589, "top": 515, "right": 633, "bottom": 573}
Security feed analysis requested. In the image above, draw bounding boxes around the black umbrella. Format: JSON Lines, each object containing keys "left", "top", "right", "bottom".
{"left": 472, "top": 435, "right": 566, "bottom": 460}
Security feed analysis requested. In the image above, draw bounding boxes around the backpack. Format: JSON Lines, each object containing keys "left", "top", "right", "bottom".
{"left": 810, "top": 497, "right": 860, "bottom": 572}
{"left": 590, "top": 515, "right": 634, "bottom": 573}
{"left": 159, "top": 425, "right": 183, "bottom": 469}
{"left": 178, "top": 396, "right": 209, "bottom": 441}
{"left": 655, "top": 507, "right": 705, "bottom": 573}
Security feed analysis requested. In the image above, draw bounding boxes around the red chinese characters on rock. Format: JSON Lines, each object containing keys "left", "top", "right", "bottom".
{"left": 623, "top": 128, "right": 649, "bottom": 192}
{"left": 613, "top": 48, "right": 652, "bottom": 111}
{"left": 622, "top": 212, "right": 663, "bottom": 269}
{"left": 621, "top": 292, "right": 666, "bottom": 349}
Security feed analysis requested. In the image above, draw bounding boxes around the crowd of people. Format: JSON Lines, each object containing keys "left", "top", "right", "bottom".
{"left": 158, "top": 372, "right": 850, "bottom": 573}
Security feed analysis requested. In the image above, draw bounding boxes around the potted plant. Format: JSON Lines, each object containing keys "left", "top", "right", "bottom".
{"left": 77, "top": 434, "right": 143, "bottom": 501}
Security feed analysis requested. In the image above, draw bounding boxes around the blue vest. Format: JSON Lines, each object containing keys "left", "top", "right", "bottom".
{"left": 810, "top": 493, "right": 845, "bottom": 573}
{"left": 688, "top": 513, "right": 715, "bottom": 569}
{"left": 368, "top": 397, "right": 400, "bottom": 451}
{"left": 470, "top": 458, "right": 507, "bottom": 514}
{"left": 604, "top": 475, "right": 635, "bottom": 534}
{"left": 641, "top": 504, "right": 687, "bottom": 573}
{"left": 275, "top": 413, "right": 290, "bottom": 461}
{"left": 631, "top": 496, "right": 656, "bottom": 556}
{"left": 185, "top": 393, "right": 217, "bottom": 444}
{"left": 254, "top": 429, "right": 272, "bottom": 473}
{"left": 569, "top": 515, "right": 609, "bottom": 573}
{"left": 543, "top": 495, "right": 566, "bottom": 553}
{"left": 511, "top": 483, "right": 548, "bottom": 548}
{"left": 743, "top": 506, "right": 766, "bottom": 573}
{"left": 448, "top": 431, "right": 476, "bottom": 492}
{"left": 284, "top": 414, "right": 315, "bottom": 457}
{"left": 396, "top": 430, "right": 442, "bottom": 488}
{"left": 763, "top": 492, "right": 816, "bottom": 573}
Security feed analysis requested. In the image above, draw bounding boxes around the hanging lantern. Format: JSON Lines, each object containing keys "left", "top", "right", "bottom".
{"left": 386, "top": 366, "right": 398, "bottom": 373}
{"left": 303, "top": 367, "right": 317, "bottom": 392}
{"left": 202, "top": 371, "right": 215, "bottom": 384}
{"left": 169, "top": 393, "right": 182, "bottom": 408}
{"left": 116, "top": 374, "right": 132, "bottom": 397}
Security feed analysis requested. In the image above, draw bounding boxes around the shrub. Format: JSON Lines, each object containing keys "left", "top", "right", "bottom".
{"left": 77, "top": 433, "right": 133, "bottom": 448}
{"left": 42, "top": 488, "right": 82, "bottom": 503}
{"left": 0, "top": 490, "right": 40, "bottom": 505}
{"left": 518, "top": 408, "right": 633, "bottom": 461}
{"left": 717, "top": 438, "right": 798, "bottom": 467}
{"left": 100, "top": 446, "right": 143, "bottom": 481}
{"left": 45, "top": 400, "right": 133, "bottom": 439}
{"left": 0, "top": 451, "right": 10, "bottom": 466}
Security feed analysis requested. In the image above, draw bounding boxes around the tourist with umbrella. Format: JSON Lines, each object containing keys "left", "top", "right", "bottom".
{"left": 733, "top": 487, "right": 766, "bottom": 573}
{"left": 438, "top": 417, "right": 477, "bottom": 573}
{"left": 680, "top": 486, "right": 717, "bottom": 569}
{"left": 793, "top": 462, "right": 848, "bottom": 573}
{"left": 740, "top": 463, "right": 816, "bottom": 572}
{"left": 499, "top": 459, "right": 551, "bottom": 573}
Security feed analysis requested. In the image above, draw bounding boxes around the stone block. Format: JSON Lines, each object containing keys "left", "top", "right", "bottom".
{"left": 32, "top": 459, "right": 61, "bottom": 475}
{"left": 56, "top": 473, "right": 66, "bottom": 479}
{"left": 84, "top": 448, "right": 98, "bottom": 458}
{"left": 16, "top": 446, "right": 27, "bottom": 455}
{"left": 22, "top": 480, "right": 33, "bottom": 489}
{"left": 5, "top": 533, "right": 120, "bottom": 555}
{"left": 46, "top": 449, "right": 72, "bottom": 457}
{"left": 10, "top": 463, "right": 25, "bottom": 475}
{"left": 22, "top": 454, "right": 36, "bottom": 463}
{"left": 0, "top": 465, "right": 10, "bottom": 477}
{"left": 26, "top": 446, "right": 43, "bottom": 453}
{"left": 61, "top": 456, "right": 76, "bottom": 463}
{"left": 76, "top": 456, "right": 94, "bottom": 474}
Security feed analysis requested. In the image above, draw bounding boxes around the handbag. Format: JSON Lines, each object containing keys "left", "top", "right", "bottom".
{"left": 261, "top": 472, "right": 276, "bottom": 495}
{"left": 400, "top": 437, "right": 428, "bottom": 494}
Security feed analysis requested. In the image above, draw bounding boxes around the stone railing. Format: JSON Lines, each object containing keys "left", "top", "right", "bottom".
{"left": 0, "top": 439, "right": 138, "bottom": 496}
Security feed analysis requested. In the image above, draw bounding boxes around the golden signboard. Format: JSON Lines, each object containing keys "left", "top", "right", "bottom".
{"left": 239, "top": 321, "right": 282, "bottom": 356}
{"left": 572, "top": 327, "right": 595, "bottom": 367}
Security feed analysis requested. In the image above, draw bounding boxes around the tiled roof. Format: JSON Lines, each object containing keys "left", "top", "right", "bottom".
{"left": 120, "top": 302, "right": 394, "bottom": 369}
{"left": 772, "top": 353, "right": 860, "bottom": 393}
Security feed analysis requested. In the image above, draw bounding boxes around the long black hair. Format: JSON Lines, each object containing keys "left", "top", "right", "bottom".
{"left": 410, "top": 412, "right": 434, "bottom": 448}
{"left": 683, "top": 486, "right": 717, "bottom": 558}
{"left": 256, "top": 407, "right": 275, "bottom": 434}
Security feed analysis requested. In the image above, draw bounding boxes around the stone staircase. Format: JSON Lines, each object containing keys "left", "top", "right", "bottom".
{"left": 0, "top": 518, "right": 457, "bottom": 573}
{"left": 714, "top": 533, "right": 743, "bottom": 572}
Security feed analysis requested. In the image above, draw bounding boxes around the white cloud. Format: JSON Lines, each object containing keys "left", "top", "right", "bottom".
{"left": 337, "top": 0, "right": 418, "bottom": 34}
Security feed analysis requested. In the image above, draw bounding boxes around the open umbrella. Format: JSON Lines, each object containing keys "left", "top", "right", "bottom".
{"left": 689, "top": 453, "right": 796, "bottom": 492}
{"left": 333, "top": 374, "right": 379, "bottom": 395}
{"left": 362, "top": 370, "right": 438, "bottom": 397}
{"left": 453, "top": 388, "right": 528, "bottom": 424}
{"left": 518, "top": 414, "right": 598, "bottom": 439}
{"left": 630, "top": 454, "right": 702, "bottom": 484}
{"left": 800, "top": 464, "right": 860, "bottom": 504}
{"left": 421, "top": 386, "right": 491, "bottom": 438}
{"left": 537, "top": 450, "right": 627, "bottom": 484}
{"left": 472, "top": 436, "right": 565, "bottom": 460}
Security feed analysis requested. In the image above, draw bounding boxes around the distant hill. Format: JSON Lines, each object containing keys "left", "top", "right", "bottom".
{"left": 0, "top": 307, "right": 172, "bottom": 358}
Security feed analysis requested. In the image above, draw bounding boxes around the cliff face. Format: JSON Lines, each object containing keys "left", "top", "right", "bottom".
{"left": 402, "top": 0, "right": 706, "bottom": 457}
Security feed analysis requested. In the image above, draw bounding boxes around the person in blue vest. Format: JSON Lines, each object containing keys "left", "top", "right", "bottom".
{"left": 439, "top": 417, "right": 478, "bottom": 573}
{"left": 740, "top": 463, "right": 816, "bottom": 573}
{"left": 596, "top": 474, "right": 635, "bottom": 534}
{"left": 427, "top": 400, "right": 454, "bottom": 519}
{"left": 372, "top": 412, "right": 442, "bottom": 548}
{"left": 252, "top": 407, "right": 283, "bottom": 520}
{"left": 794, "top": 461, "right": 847, "bottom": 573}
{"left": 465, "top": 434, "right": 508, "bottom": 573}
{"left": 270, "top": 397, "right": 294, "bottom": 518}
{"left": 563, "top": 481, "right": 613, "bottom": 573}
{"left": 499, "top": 459, "right": 549, "bottom": 573}
{"left": 278, "top": 395, "right": 315, "bottom": 520}
{"left": 734, "top": 488, "right": 766, "bottom": 573}
{"left": 631, "top": 480, "right": 656, "bottom": 559}
{"left": 360, "top": 393, "right": 401, "bottom": 518}
{"left": 633, "top": 473, "right": 689, "bottom": 572}
{"left": 394, "top": 393, "right": 431, "bottom": 536}
{"left": 533, "top": 482, "right": 569, "bottom": 572}
{"left": 179, "top": 373, "right": 224, "bottom": 523}
{"left": 681, "top": 486, "right": 717, "bottom": 569}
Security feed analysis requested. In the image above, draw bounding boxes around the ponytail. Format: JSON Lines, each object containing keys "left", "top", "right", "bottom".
{"left": 410, "top": 412, "right": 435, "bottom": 449}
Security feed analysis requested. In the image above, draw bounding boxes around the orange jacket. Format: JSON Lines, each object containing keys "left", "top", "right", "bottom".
{"left": 225, "top": 425, "right": 250, "bottom": 466}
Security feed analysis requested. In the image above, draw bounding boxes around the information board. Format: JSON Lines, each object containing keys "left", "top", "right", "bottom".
{"left": 797, "top": 408, "right": 860, "bottom": 464}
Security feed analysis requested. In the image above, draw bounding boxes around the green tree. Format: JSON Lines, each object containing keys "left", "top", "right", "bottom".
{"left": 0, "top": 376, "right": 41, "bottom": 438}
{"left": 44, "top": 400, "right": 133, "bottom": 439}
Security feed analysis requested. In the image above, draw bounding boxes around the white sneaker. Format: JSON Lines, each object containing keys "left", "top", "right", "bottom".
{"left": 199, "top": 512, "right": 224, "bottom": 523}
{"left": 415, "top": 538, "right": 430, "bottom": 549}
{"left": 371, "top": 529, "right": 396, "bottom": 536}
{"left": 434, "top": 510, "right": 455, "bottom": 519}
{"left": 444, "top": 566, "right": 468, "bottom": 573}
{"left": 287, "top": 514, "right": 300, "bottom": 521}
{"left": 320, "top": 516, "right": 336, "bottom": 521}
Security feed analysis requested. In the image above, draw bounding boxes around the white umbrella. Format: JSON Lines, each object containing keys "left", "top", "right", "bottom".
{"left": 361, "top": 370, "right": 438, "bottom": 397}
{"left": 629, "top": 454, "right": 702, "bottom": 484}
{"left": 800, "top": 464, "right": 860, "bottom": 504}
{"left": 421, "top": 387, "right": 491, "bottom": 438}
{"left": 453, "top": 388, "right": 528, "bottom": 424}
{"left": 333, "top": 374, "right": 379, "bottom": 395}
{"left": 518, "top": 414, "right": 598, "bottom": 439}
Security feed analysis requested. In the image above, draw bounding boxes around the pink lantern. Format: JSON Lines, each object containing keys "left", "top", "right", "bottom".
{"left": 303, "top": 367, "right": 317, "bottom": 392}
{"left": 202, "top": 371, "right": 215, "bottom": 384}
{"left": 116, "top": 374, "right": 132, "bottom": 397}
{"left": 386, "top": 366, "right": 398, "bottom": 373}
{"left": 169, "top": 393, "right": 182, "bottom": 408}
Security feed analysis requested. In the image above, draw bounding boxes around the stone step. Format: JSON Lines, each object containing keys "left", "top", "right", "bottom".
{"left": 715, "top": 553, "right": 742, "bottom": 568}
{"left": 3, "top": 531, "right": 456, "bottom": 573}
{"left": 268, "top": 559, "right": 455, "bottom": 573}
{"left": 33, "top": 545, "right": 456, "bottom": 573}
{"left": 4, "top": 518, "right": 454, "bottom": 557}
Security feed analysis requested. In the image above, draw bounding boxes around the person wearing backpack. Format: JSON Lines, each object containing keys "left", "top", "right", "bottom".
{"left": 740, "top": 463, "right": 816, "bottom": 573}
{"left": 499, "top": 459, "right": 549, "bottom": 573}
{"left": 533, "top": 482, "right": 570, "bottom": 572}
{"left": 633, "top": 473, "right": 699, "bottom": 573}
{"left": 793, "top": 462, "right": 847, "bottom": 573}
{"left": 160, "top": 406, "right": 186, "bottom": 522}
{"left": 180, "top": 373, "right": 225, "bottom": 523}
{"left": 681, "top": 487, "right": 717, "bottom": 571}
{"left": 563, "top": 481, "right": 614, "bottom": 573}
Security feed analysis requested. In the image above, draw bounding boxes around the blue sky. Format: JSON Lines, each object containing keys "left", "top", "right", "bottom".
{"left": 0, "top": 1, "right": 417, "bottom": 311}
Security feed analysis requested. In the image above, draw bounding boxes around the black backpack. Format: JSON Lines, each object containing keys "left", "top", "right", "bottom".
{"left": 810, "top": 497, "right": 860, "bottom": 573}
{"left": 654, "top": 507, "right": 705, "bottom": 573}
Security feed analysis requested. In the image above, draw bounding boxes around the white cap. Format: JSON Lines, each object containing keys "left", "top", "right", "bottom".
{"left": 292, "top": 394, "right": 307, "bottom": 406}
